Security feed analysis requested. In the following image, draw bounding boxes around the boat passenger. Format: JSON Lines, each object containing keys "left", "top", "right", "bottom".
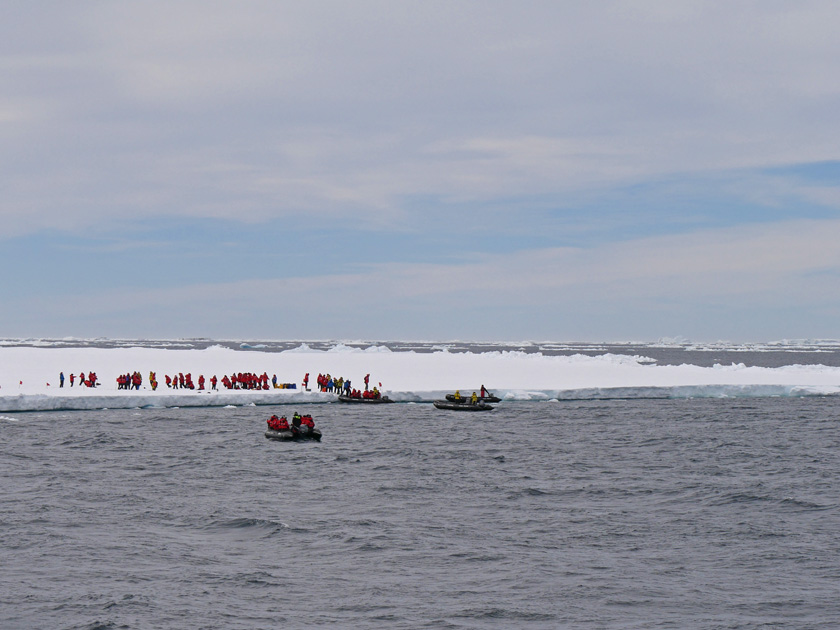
{"left": 300, "top": 414, "right": 315, "bottom": 429}
{"left": 268, "top": 415, "right": 290, "bottom": 431}
{"left": 471, "top": 392, "right": 478, "bottom": 405}
{"left": 454, "top": 390, "right": 461, "bottom": 401}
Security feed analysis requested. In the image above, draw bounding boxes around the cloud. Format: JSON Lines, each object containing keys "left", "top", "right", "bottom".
{"left": 2, "top": 2, "right": 840, "bottom": 340}
{"left": 6, "top": 217, "right": 838, "bottom": 339}
{"left": 2, "top": 1, "right": 840, "bottom": 239}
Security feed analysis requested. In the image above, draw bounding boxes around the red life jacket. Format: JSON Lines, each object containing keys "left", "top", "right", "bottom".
{"left": 301, "top": 415, "right": 314, "bottom": 428}
{"left": 268, "top": 415, "right": 290, "bottom": 431}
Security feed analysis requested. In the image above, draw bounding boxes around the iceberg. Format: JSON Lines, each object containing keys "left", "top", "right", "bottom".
{"left": 1, "top": 340, "right": 840, "bottom": 412}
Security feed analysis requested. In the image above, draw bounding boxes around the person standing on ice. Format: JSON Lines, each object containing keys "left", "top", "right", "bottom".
{"left": 69, "top": 373, "right": 75, "bottom": 387}
{"left": 364, "top": 373, "right": 369, "bottom": 391}
{"left": 303, "top": 373, "right": 309, "bottom": 390}
{"left": 59, "top": 372, "right": 65, "bottom": 388}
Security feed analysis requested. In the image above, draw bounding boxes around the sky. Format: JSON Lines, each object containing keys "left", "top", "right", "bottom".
{"left": 2, "top": 1, "right": 840, "bottom": 342}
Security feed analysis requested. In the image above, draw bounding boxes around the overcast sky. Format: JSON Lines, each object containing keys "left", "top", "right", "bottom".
{"left": 2, "top": 1, "right": 839, "bottom": 342}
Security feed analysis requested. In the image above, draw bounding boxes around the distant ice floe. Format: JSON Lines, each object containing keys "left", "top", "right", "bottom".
{"left": 283, "top": 343, "right": 314, "bottom": 353}
{"left": 3, "top": 341, "right": 840, "bottom": 411}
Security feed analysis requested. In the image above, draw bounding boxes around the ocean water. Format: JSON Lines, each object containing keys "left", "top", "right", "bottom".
{"left": 2, "top": 397, "right": 840, "bottom": 629}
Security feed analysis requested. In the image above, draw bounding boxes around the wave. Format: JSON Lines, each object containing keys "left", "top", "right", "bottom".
{"left": 208, "top": 517, "right": 290, "bottom": 531}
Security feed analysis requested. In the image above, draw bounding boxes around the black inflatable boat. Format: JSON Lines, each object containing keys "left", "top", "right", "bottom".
{"left": 433, "top": 400, "right": 494, "bottom": 411}
{"left": 337, "top": 395, "right": 394, "bottom": 404}
{"left": 265, "top": 426, "right": 322, "bottom": 441}
{"left": 445, "top": 393, "right": 501, "bottom": 404}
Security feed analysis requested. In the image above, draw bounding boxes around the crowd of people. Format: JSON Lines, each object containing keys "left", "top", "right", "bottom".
{"left": 58, "top": 371, "right": 98, "bottom": 388}
{"left": 60, "top": 370, "right": 383, "bottom": 397}
{"left": 117, "top": 372, "right": 144, "bottom": 390}
{"left": 316, "top": 372, "right": 381, "bottom": 397}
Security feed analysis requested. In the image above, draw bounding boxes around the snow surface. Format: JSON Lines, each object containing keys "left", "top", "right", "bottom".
{"left": 1, "top": 343, "right": 840, "bottom": 411}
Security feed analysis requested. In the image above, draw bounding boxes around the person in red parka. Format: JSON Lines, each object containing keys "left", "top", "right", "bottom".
{"left": 267, "top": 415, "right": 290, "bottom": 431}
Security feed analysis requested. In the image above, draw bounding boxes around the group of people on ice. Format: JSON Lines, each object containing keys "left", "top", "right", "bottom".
{"left": 161, "top": 371, "right": 295, "bottom": 391}
{"left": 117, "top": 372, "right": 144, "bottom": 390}
{"left": 317, "top": 372, "right": 378, "bottom": 397}
{"left": 163, "top": 373, "right": 214, "bottom": 390}
{"left": 59, "top": 371, "right": 98, "bottom": 388}
{"left": 62, "top": 369, "right": 378, "bottom": 396}
{"left": 317, "top": 373, "right": 349, "bottom": 394}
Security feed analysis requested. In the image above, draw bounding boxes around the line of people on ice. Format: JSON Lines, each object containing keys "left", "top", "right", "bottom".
{"left": 317, "top": 373, "right": 347, "bottom": 393}
{"left": 61, "top": 369, "right": 377, "bottom": 396}
{"left": 115, "top": 371, "right": 291, "bottom": 392}
{"left": 220, "top": 372, "right": 270, "bottom": 390}
{"left": 59, "top": 371, "right": 98, "bottom": 388}
{"left": 164, "top": 373, "right": 214, "bottom": 390}
{"left": 117, "top": 372, "right": 144, "bottom": 390}
{"left": 317, "top": 372, "right": 377, "bottom": 396}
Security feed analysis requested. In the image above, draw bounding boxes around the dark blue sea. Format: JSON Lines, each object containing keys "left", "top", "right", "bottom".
{"left": 2, "top": 397, "right": 840, "bottom": 629}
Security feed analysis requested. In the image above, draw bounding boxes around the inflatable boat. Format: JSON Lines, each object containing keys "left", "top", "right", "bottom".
{"left": 433, "top": 400, "right": 494, "bottom": 411}
{"left": 445, "top": 393, "right": 501, "bottom": 404}
{"left": 337, "top": 395, "right": 394, "bottom": 404}
{"left": 265, "top": 426, "right": 322, "bottom": 441}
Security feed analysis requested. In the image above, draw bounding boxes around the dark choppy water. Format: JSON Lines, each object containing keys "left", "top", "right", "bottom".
{"left": 2, "top": 398, "right": 840, "bottom": 629}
